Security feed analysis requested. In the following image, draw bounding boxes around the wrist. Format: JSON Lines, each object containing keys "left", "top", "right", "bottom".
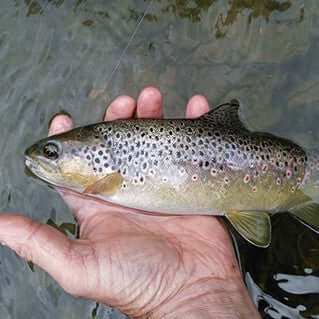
{"left": 147, "top": 277, "right": 261, "bottom": 319}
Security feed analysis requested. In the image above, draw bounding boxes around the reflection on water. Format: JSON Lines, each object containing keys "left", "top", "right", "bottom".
{"left": 238, "top": 213, "right": 319, "bottom": 318}
{"left": 0, "top": 0, "right": 318, "bottom": 318}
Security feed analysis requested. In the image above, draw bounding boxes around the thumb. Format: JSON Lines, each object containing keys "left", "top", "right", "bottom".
{"left": 0, "top": 214, "right": 91, "bottom": 297}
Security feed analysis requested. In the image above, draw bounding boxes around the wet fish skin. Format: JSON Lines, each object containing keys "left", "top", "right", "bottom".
{"left": 24, "top": 101, "right": 319, "bottom": 247}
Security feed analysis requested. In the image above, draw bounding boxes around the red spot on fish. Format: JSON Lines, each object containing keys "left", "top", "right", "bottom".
{"left": 192, "top": 158, "right": 198, "bottom": 164}
{"left": 211, "top": 168, "right": 217, "bottom": 176}
{"left": 192, "top": 174, "right": 198, "bottom": 181}
{"left": 286, "top": 170, "right": 292, "bottom": 178}
{"left": 276, "top": 177, "right": 281, "bottom": 185}
{"left": 162, "top": 177, "right": 168, "bottom": 183}
{"left": 244, "top": 175, "right": 250, "bottom": 183}
{"left": 262, "top": 164, "right": 268, "bottom": 173}
{"left": 277, "top": 153, "right": 281, "bottom": 159}
{"left": 252, "top": 186, "right": 257, "bottom": 192}
{"left": 290, "top": 186, "right": 295, "bottom": 192}
{"left": 279, "top": 162, "right": 284, "bottom": 169}
{"left": 297, "top": 177, "right": 302, "bottom": 184}
{"left": 224, "top": 177, "right": 230, "bottom": 184}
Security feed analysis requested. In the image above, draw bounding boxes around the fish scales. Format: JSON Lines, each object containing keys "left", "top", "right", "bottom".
{"left": 24, "top": 101, "right": 319, "bottom": 247}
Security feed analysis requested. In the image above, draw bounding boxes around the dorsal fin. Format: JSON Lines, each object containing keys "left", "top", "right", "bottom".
{"left": 200, "top": 99, "right": 248, "bottom": 131}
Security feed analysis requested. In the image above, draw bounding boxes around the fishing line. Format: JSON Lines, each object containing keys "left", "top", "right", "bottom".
{"left": 103, "top": 0, "right": 154, "bottom": 91}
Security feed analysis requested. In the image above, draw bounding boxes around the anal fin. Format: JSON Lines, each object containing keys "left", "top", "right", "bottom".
{"left": 226, "top": 210, "right": 271, "bottom": 248}
{"left": 289, "top": 201, "right": 319, "bottom": 232}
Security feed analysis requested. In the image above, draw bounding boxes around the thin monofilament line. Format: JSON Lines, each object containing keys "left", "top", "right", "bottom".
{"left": 104, "top": 0, "right": 154, "bottom": 91}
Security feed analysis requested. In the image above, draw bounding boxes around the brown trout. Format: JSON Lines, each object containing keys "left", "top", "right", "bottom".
{"left": 24, "top": 100, "right": 319, "bottom": 247}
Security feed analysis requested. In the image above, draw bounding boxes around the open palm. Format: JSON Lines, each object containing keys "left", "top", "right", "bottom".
{"left": 0, "top": 88, "right": 260, "bottom": 318}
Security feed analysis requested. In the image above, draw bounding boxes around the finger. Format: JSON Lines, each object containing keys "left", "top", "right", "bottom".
{"left": 105, "top": 96, "right": 136, "bottom": 121}
{"left": 49, "top": 114, "right": 73, "bottom": 136}
{"left": 0, "top": 214, "right": 89, "bottom": 296}
{"left": 185, "top": 95, "right": 210, "bottom": 119}
{"left": 137, "top": 87, "right": 163, "bottom": 119}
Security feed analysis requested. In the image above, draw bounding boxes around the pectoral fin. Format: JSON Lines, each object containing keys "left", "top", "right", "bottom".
{"left": 226, "top": 210, "right": 271, "bottom": 248}
{"left": 83, "top": 172, "right": 123, "bottom": 196}
{"left": 289, "top": 201, "right": 319, "bottom": 231}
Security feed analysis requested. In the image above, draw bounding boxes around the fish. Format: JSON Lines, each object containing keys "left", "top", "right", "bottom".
{"left": 24, "top": 100, "right": 319, "bottom": 247}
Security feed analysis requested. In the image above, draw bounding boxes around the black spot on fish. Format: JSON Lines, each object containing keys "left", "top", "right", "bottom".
{"left": 95, "top": 158, "right": 100, "bottom": 164}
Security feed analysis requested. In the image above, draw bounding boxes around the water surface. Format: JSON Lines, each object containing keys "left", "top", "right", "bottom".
{"left": 0, "top": 0, "right": 318, "bottom": 318}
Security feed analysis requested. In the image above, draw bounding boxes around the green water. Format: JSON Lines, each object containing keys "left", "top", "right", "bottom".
{"left": 0, "top": 0, "right": 318, "bottom": 318}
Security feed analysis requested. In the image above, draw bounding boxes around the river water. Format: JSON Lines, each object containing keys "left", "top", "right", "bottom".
{"left": 0, "top": 0, "right": 318, "bottom": 318}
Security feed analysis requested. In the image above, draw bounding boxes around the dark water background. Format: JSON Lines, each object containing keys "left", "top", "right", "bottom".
{"left": 0, "top": 0, "right": 318, "bottom": 318}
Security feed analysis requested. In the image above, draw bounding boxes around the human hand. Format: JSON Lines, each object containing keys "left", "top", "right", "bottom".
{"left": 0, "top": 87, "right": 261, "bottom": 319}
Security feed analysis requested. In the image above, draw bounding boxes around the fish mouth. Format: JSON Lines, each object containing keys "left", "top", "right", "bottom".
{"left": 24, "top": 154, "right": 60, "bottom": 184}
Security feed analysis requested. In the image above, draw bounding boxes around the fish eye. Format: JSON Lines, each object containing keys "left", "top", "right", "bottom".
{"left": 43, "top": 141, "right": 61, "bottom": 159}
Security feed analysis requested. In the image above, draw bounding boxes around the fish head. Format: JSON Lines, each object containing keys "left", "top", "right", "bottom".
{"left": 24, "top": 129, "right": 104, "bottom": 191}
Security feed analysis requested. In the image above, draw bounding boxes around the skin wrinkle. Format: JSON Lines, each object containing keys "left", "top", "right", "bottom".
{"left": 111, "top": 235, "right": 179, "bottom": 317}
{"left": 165, "top": 218, "right": 238, "bottom": 278}
{"left": 153, "top": 278, "right": 240, "bottom": 319}
{"left": 84, "top": 240, "right": 102, "bottom": 298}
{"left": 135, "top": 252, "right": 176, "bottom": 317}
{"left": 154, "top": 218, "right": 233, "bottom": 278}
